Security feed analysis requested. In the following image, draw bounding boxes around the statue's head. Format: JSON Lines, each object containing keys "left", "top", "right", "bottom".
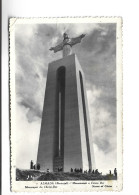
{"left": 63, "top": 33, "right": 69, "bottom": 40}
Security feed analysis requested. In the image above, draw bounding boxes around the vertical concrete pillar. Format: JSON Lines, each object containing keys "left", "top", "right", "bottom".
{"left": 37, "top": 54, "right": 95, "bottom": 172}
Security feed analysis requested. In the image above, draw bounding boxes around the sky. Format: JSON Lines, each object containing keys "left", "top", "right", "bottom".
{"left": 15, "top": 22, "right": 116, "bottom": 174}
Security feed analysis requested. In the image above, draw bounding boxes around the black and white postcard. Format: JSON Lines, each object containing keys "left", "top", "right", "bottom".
{"left": 9, "top": 17, "right": 122, "bottom": 192}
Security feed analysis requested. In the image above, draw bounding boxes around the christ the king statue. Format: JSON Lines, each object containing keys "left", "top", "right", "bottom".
{"left": 49, "top": 33, "right": 85, "bottom": 57}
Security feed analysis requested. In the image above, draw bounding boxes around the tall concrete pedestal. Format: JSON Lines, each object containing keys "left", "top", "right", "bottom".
{"left": 37, "top": 54, "right": 95, "bottom": 172}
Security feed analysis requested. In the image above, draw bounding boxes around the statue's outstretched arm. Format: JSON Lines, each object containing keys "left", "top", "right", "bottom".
{"left": 49, "top": 42, "right": 63, "bottom": 53}
{"left": 70, "top": 34, "right": 86, "bottom": 46}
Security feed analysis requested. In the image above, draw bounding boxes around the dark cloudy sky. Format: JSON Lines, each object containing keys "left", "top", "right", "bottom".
{"left": 15, "top": 22, "right": 116, "bottom": 173}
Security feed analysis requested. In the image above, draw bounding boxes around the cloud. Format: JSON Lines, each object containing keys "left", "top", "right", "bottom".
{"left": 87, "top": 87, "right": 116, "bottom": 155}
{"left": 93, "top": 144, "right": 116, "bottom": 174}
{"left": 57, "top": 23, "right": 100, "bottom": 37}
{"left": 15, "top": 104, "right": 41, "bottom": 169}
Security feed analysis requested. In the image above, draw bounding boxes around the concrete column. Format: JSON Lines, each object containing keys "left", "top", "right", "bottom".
{"left": 37, "top": 54, "right": 95, "bottom": 172}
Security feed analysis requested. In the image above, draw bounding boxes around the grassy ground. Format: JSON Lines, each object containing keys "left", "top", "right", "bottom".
{"left": 16, "top": 169, "right": 45, "bottom": 181}
{"left": 16, "top": 169, "right": 117, "bottom": 181}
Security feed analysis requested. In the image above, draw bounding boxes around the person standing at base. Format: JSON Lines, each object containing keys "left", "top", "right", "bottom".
{"left": 114, "top": 168, "right": 117, "bottom": 177}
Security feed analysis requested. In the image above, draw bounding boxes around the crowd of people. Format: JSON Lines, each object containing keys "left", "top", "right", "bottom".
{"left": 57, "top": 167, "right": 63, "bottom": 172}
{"left": 70, "top": 167, "right": 117, "bottom": 177}
{"left": 30, "top": 160, "right": 117, "bottom": 177}
{"left": 30, "top": 160, "right": 40, "bottom": 170}
{"left": 70, "top": 168, "right": 102, "bottom": 175}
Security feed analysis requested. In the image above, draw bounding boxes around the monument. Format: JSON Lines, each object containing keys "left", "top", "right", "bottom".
{"left": 37, "top": 33, "right": 95, "bottom": 172}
